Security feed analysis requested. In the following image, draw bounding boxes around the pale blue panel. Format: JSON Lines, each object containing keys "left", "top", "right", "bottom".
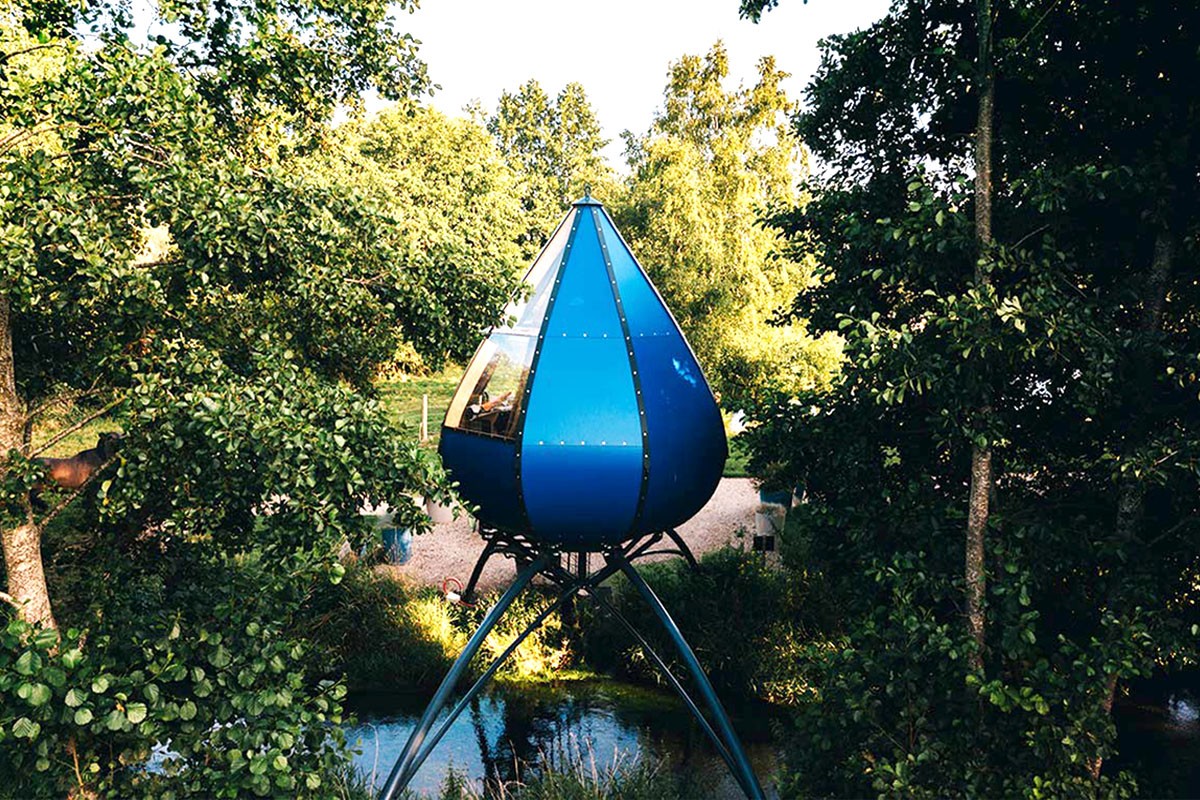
{"left": 506, "top": 209, "right": 577, "bottom": 336}
{"left": 522, "top": 337, "right": 642, "bottom": 446}
{"left": 594, "top": 210, "right": 676, "bottom": 338}
{"left": 542, "top": 210, "right": 624, "bottom": 339}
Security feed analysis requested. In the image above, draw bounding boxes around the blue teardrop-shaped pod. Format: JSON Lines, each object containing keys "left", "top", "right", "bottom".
{"left": 439, "top": 196, "right": 726, "bottom": 547}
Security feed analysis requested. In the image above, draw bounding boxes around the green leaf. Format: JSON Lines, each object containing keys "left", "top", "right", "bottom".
{"left": 74, "top": 708, "right": 94, "bottom": 726}
{"left": 12, "top": 717, "right": 40, "bottom": 740}
{"left": 14, "top": 650, "right": 39, "bottom": 676}
{"left": 126, "top": 702, "right": 148, "bottom": 724}
{"left": 27, "top": 683, "right": 52, "bottom": 707}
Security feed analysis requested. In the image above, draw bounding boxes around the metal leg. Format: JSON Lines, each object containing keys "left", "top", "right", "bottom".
{"left": 664, "top": 528, "right": 700, "bottom": 572}
{"left": 397, "top": 579, "right": 587, "bottom": 785}
{"left": 586, "top": 593, "right": 737, "bottom": 774}
{"left": 461, "top": 539, "right": 499, "bottom": 604}
{"left": 609, "top": 553, "right": 766, "bottom": 800}
{"left": 378, "top": 554, "right": 548, "bottom": 800}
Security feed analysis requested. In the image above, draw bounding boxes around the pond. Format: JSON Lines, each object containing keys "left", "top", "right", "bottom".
{"left": 1110, "top": 672, "right": 1200, "bottom": 797}
{"left": 343, "top": 679, "right": 780, "bottom": 798}
{"left": 343, "top": 672, "right": 1200, "bottom": 798}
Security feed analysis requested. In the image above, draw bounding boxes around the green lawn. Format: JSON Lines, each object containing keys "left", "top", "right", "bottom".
{"left": 724, "top": 435, "right": 750, "bottom": 478}
{"left": 376, "top": 368, "right": 462, "bottom": 449}
{"left": 32, "top": 405, "right": 122, "bottom": 459}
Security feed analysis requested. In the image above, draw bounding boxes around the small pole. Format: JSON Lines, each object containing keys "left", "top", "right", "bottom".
{"left": 421, "top": 394, "right": 429, "bottom": 442}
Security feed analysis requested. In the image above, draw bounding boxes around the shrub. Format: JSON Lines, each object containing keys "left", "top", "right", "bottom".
{"left": 0, "top": 546, "right": 352, "bottom": 799}
{"left": 580, "top": 547, "right": 822, "bottom": 701}
{"left": 304, "top": 565, "right": 582, "bottom": 692}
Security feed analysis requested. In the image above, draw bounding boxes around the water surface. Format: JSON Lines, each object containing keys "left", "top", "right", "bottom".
{"left": 344, "top": 679, "right": 778, "bottom": 798}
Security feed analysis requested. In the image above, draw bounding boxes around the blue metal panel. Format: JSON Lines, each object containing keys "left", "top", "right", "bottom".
{"left": 519, "top": 442, "right": 642, "bottom": 546}
{"left": 438, "top": 429, "right": 524, "bottom": 532}
{"left": 541, "top": 210, "right": 624, "bottom": 340}
{"left": 595, "top": 210, "right": 676, "bottom": 338}
{"left": 521, "top": 335, "right": 642, "bottom": 454}
{"left": 630, "top": 333, "right": 727, "bottom": 533}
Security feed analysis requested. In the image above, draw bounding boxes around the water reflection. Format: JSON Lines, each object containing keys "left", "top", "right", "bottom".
{"left": 343, "top": 680, "right": 777, "bottom": 798}
{"left": 1111, "top": 674, "right": 1200, "bottom": 796}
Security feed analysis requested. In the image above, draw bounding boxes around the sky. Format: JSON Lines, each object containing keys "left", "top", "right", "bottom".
{"left": 399, "top": 0, "right": 890, "bottom": 167}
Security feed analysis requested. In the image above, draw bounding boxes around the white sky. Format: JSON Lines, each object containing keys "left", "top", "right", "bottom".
{"left": 398, "top": 0, "right": 890, "bottom": 167}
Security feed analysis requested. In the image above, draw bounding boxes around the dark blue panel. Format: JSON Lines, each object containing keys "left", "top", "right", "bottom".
{"left": 595, "top": 210, "right": 676, "bottom": 338}
{"left": 520, "top": 441, "right": 642, "bottom": 546}
{"left": 522, "top": 337, "right": 642, "bottom": 447}
{"left": 438, "top": 428, "right": 524, "bottom": 532}
{"left": 542, "top": 211, "right": 624, "bottom": 339}
{"left": 631, "top": 334, "right": 727, "bottom": 533}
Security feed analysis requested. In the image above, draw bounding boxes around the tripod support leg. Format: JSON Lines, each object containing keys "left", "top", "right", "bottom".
{"left": 378, "top": 554, "right": 548, "bottom": 800}
{"left": 608, "top": 553, "right": 766, "bottom": 800}
{"left": 586, "top": 593, "right": 737, "bottom": 773}
{"left": 398, "top": 563, "right": 613, "bottom": 785}
{"left": 664, "top": 528, "right": 700, "bottom": 572}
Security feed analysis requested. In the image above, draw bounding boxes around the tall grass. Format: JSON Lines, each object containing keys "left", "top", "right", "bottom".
{"left": 377, "top": 747, "right": 688, "bottom": 800}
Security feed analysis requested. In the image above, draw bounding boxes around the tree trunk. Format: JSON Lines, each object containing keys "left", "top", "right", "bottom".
{"left": 1090, "top": 229, "right": 1176, "bottom": 777}
{"left": 965, "top": 0, "right": 995, "bottom": 673}
{"left": 0, "top": 295, "right": 56, "bottom": 630}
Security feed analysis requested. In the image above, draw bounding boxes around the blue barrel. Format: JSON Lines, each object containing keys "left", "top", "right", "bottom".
{"left": 381, "top": 527, "right": 412, "bottom": 565}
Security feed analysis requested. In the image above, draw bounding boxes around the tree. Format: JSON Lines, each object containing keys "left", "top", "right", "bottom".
{"left": 743, "top": 0, "right": 1199, "bottom": 795}
{"left": 616, "top": 42, "right": 840, "bottom": 404}
{"left": 294, "top": 104, "right": 524, "bottom": 370}
{"left": 488, "top": 80, "right": 618, "bottom": 255}
{"left": 965, "top": 0, "right": 995, "bottom": 676}
{"left": 0, "top": 0, "right": 513, "bottom": 793}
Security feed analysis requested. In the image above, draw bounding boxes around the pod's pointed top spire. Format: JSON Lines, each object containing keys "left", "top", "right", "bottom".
{"left": 572, "top": 184, "right": 600, "bottom": 206}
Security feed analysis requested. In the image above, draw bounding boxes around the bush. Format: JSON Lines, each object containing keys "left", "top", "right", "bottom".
{"left": 0, "top": 545, "right": 352, "bottom": 799}
{"left": 773, "top": 551, "right": 1142, "bottom": 800}
{"left": 304, "top": 565, "right": 583, "bottom": 692}
{"left": 580, "top": 547, "right": 822, "bottom": 702}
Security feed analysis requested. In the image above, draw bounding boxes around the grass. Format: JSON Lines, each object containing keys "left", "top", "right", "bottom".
{"left": 306, "top": 565, "right": 588, "bottom": 692}
{"left": 387, "top": 750, "right": 691, "bottom": 800}
{"left": 30, "top": 397, "right": 123, "bottom": 458}
{"left": 377, "top": 369, "right": 462, "bottom": 449}
{"left": 724, "top": 435, "right": 751, "bottom": 479}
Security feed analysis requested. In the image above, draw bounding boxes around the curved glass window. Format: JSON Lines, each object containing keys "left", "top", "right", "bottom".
{"left": 444, "top": 333, "right": 535, "bottom": 439}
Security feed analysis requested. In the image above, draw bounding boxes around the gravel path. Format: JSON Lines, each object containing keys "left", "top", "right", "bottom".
{"left": 381, "top": 478, "right": 759, "bottom": 593}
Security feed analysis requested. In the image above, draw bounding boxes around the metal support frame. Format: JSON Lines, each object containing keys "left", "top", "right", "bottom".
{"left": 378, "top": 532, "right": 765, "bottom": 800}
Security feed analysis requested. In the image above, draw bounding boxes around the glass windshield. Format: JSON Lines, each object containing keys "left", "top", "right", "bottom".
{"left": 445, "top": 333, "right": 536, "bottom": 439}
